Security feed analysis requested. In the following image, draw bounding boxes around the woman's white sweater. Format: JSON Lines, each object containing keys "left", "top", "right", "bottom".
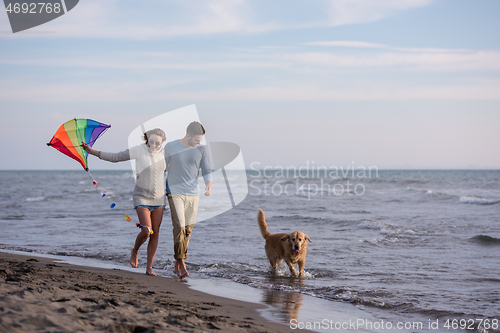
{"left": 99, "top": 144, "right": 166, "bottom": 207}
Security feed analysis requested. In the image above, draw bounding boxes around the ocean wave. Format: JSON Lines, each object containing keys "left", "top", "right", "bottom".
{"left": 303, "top": 285, "right": 391, "bottom": 308}
{"left": 267, "top": 214, "right": 332, "bottom": 225}
{"left": 312, "top": 286, "right": 495, "bottom": 324}
{"left": 469, "top": 235, "right": 500, "bottom": 246}
{"left": 348, "top": 210, "right": 371, "bottom": 214}
{"left": 197, "top": 262, "right": 261, "bottom": 275}
{"left": 1, "top": 215, "right": 25, "bottom": 220}
{"left": 405, "top": 187, "right": 450, "bottom": 197}
{"left": 25, "top": 194, "right": 67, "bottom": 202}
{"left": 0, "top": 246, "right": 53, "bottom": 254}
{"left": 466, "top": 277, "right": 500, "bottom": 283}
{"left": 356, "top": 220, "right": 419, "bottom": 246}
{"left": 362, "top": 178, "right": 426, "bottom": 185}
{"left": 195, "top": 261, "right": 326, "bottom": 281}
{"left": 26, "top": 196, "right": 46, "bottom": 202}
{"left": 274, "top": 180, "right": 295, "bottom": 185}
{"left": 458, "top": 196, "right": 500, "bottom": 205}
{"left": 0, "top": 247, "right": 130, "bottom": 264}
{"left": 357, "top": 220, "right": 404, "bottom": 236}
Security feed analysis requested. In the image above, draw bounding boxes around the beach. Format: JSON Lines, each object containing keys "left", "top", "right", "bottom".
{"left": 0, "top": 252, "right": 300, "bottom": 333}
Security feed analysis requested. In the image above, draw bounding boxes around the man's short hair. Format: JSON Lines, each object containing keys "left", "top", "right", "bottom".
{"left": 186, "top": 121, "right": 205, "bottom": 136}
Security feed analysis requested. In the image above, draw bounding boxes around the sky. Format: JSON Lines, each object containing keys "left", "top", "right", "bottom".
{"left": 0, "top": 0, "right": 499, "bottom": 170}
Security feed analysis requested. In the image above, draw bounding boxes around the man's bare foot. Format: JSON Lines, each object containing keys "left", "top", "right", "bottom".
{"left": 146, "top": 268, "right": 157, "bottom": 276}
{"left": 175, "top": 259, "right": 189, "bottom": 277}
{"left": 179, "top": 260, "right": 189, "bottom": 277}
{"left": 173, "top": 260, "right": 180, "bottom": 276}
{"left": 179, "top": 268, "right": 189, "bottom": 278}
{"left": 130, "top": 249, "right": 138, "bottom": 268}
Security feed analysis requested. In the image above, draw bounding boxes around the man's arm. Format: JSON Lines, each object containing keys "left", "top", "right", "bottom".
{"left": 204, "top": 181, "right": 212, "bottom": 196}
{"left": 164, "top": 143, "right": 171, "bottom": 169}
{"left": 199, "top": 146, "right": 213, "bottom": 196}
{"left": 164, "top": 143, "right": 171, "bottom": 194}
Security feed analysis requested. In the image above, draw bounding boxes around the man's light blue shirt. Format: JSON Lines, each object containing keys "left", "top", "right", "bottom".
{"left": 164, "top": 140, "right": 212, "bottom": 196}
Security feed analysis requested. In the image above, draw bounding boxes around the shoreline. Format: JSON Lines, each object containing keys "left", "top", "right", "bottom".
{"left": 0, "top": 251, "right": 309, "bottom": 333}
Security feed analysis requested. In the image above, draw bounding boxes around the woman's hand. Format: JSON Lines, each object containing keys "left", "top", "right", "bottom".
{"left": 81, "top": 142, "right": 99, "bottom": 157}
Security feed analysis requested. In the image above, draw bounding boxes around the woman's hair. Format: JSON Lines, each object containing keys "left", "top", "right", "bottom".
{"left": 186, "top": 121, "right": 205, "bottom": 136}
{"left": 142, "top": 128, "right": 166, "bottom": 143}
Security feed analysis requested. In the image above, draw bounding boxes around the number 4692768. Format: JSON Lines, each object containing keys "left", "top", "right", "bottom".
{"left": 444, "top": 319, "right": 498, "bottom": 330}
{"left": 6, "top": 3, "right": 62, "bottom": 14}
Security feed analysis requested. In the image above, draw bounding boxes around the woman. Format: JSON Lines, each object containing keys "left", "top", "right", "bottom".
{"left": 82, "top": 128, "right": 166, "bottom": 276}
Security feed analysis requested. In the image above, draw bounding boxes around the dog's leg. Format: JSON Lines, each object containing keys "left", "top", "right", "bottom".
{"left": 269, "top": 259, "right": 278, "bottom": 272}
{"left": 298, "top": 259, "right": 306, "bottom": 277}
{"left": 272, "top": 259, "right": 281, "bottom": 274}
{"left": 266, "top": 245, "right": 280, "bottom": 273}
{"left": 285, "top": 260, "right": 298, "bottom": 276}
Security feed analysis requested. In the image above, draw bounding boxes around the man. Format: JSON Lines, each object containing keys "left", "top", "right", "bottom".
{"left": 165, "top": 121, "right": 212, "bottom": 277}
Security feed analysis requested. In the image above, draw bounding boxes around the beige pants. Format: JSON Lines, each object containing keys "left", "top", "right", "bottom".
{"left": 167, "top": 193, "right": 199, "bottom": 260}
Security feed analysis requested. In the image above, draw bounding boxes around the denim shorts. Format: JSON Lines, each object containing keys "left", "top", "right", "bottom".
{"left": 134, "top": 205, "right": 165, "bottom": 211}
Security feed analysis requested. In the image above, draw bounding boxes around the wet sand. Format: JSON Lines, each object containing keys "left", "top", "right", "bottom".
{"left": 0, "top": 252, "right": 304, "bottom": 332}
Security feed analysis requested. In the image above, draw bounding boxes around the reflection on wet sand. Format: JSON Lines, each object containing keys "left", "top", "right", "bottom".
{"left": 260, "top": 276, "right": 304, "bottom": 322}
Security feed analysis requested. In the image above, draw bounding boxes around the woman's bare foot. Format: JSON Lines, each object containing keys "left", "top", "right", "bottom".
{"left": 146, "top": 268, "right": 157, "bottom": 276}
{"left": 130, "top": 249, "right": 138, "bottom": 268}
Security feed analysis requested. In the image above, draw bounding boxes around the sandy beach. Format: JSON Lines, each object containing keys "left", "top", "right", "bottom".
{"left": 0, "top": 252, "right": 302, "bottom": 333}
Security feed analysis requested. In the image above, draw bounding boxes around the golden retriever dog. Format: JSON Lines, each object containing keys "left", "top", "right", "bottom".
{"left": 257, "top": 208, "right": 311, "bottom": 277}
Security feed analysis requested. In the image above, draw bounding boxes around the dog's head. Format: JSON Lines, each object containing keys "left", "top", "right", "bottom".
{"left": 281, "top": 231, "right": 312, "bottom": 254}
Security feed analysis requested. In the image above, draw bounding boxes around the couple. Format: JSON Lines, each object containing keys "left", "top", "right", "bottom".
{"left": 82, "top": 121, "right": 212, "bottom": 277}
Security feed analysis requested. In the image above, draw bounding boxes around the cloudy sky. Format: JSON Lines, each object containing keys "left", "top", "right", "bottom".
{"left": 0, "top": 0, "right": 499, "bottom": 170}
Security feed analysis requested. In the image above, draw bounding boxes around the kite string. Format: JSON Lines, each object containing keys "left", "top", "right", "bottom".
{"left": 87, "top": 170, "right": 115, "bottom": 208}
{"left": 87, "top": 169, "right": 98, "bottom": 187}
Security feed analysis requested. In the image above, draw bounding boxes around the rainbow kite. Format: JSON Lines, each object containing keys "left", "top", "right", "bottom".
{"left": 47, "top": 118, "right": 110, "bottom": 171}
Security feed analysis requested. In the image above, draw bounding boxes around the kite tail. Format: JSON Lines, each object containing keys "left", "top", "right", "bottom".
{"left": 88, "top": 169, "right": 99, "bottom": 187}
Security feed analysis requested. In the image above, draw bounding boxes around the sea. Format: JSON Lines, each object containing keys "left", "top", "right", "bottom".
{"left": 1, "top": 169, "right": 499, "bottom": 333}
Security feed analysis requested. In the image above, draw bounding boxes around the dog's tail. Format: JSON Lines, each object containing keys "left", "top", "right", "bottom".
{"left": 257, "top": 208, "right": 271, "bottom": 240}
